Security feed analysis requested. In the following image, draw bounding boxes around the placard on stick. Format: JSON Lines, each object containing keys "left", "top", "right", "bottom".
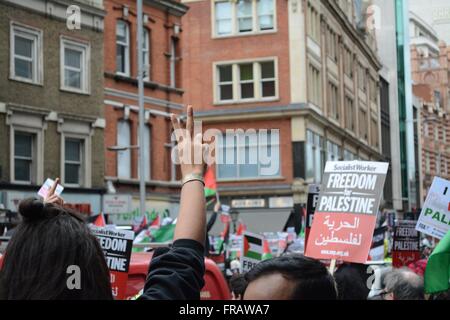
{"left": 416, "top": 177, "right": 450, "bottom": 239}
{"left": 90, "top": 226, "right": 134, "bottom": 299}
{"left": 305, "top": 161, "right": 389, "bottom": 263}
{"left": 393, "top": 220, "right": 420, "bottom": 268}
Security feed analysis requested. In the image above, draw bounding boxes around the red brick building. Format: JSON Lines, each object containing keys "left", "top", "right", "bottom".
{"left": 182, "top": 0, "right": 383, "bottom": 233}
{"left": 103, "top": 0, "right": 188, "bottom": 224}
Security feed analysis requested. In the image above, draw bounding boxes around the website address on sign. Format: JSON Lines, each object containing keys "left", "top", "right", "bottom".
{"left": 321, "top": 250, "right": 349, "bottom": 257}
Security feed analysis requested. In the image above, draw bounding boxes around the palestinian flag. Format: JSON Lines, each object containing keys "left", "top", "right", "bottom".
{"left": 204, "top": 166, "right": 217, "bottom": 198}
{"left": 151, "top": 222, "right": 176, "bottom": 242}
{"left": 133, "top": 215, "right": 148, "bottom": 232}
{"left": 243, "top": 233, "right": 263, "bottom": 261}
{"left": 150, "top": 214, "right": 160, "bottom": 228}
{"left": 424, "top": 230, "right": 450, "bottom": 294}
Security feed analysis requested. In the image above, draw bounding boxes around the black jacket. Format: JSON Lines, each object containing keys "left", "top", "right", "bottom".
{"left": 139, "top": 239, "right": 205, "bottom": 300}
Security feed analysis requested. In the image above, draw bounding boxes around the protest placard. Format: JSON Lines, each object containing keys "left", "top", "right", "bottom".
{"left": 305, "top": 161, "right": 389, "bottom": 263}
{"left": 369, "top": 226, "right": 386, "bottom": 261}
{"left": 90, "top": 226, "right": 134, "bottom": 299}
{"left": 393, "top": 220, "right": 421, "bottom": 267}
{"left": 37, "top": 178, "right": 64, "bottom": 198}
{"left": 305, "top": 184, "right": 320, "bottom": 249}
{"left": 416, "top": 177, "right": 450, "bottom": 239}
{"left": 241, "top": 231, "right": 264, "bottom": 273}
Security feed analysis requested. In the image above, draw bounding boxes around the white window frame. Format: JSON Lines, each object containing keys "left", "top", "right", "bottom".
{"left": 211, "top": 0, "right": 277, "bottom": 38}
{"left": 63, "top": 137, "right": 84, "bottom": 187}
{"left": 326, "top": 140, "right": 341, "bottom": 161}
{"left": 60, "top": 36, "right": 90, "bottom": 94}
{"left": 213, "top": 57, "right": 278, "bottom": 104}
{"left": 306, "top": 130, "right": 325, "bottom": 183}
{"left": 117, "top": 119, "right": 132, "bottom": 179}
{"left": 306, "top": 1, "right": 320, "bottom": 43}
{"left": 143, "top": 28, "right": 150, "bottom": 81}
{"left": 10, "top": 22, "right": 43, "bottom": 85}
{"left": 116, "top": 20, "right": 130, "bottom": 76}
{"left": 307, "top": 62, "right": 322, "bottom": 108}
{"left": 12, "top": 130, "right": 36, "bottom": 184}
{"left": 137, "top": 124, "right": 152, "bottom": 181}
{"left": 170, "top": 37, "right": 177, "bottom": 88}
{"left": 59, "top": 120, "right": 92, "bottom": 188}
{"left": 8, "top": 112, "right": 45, "bottom": 185}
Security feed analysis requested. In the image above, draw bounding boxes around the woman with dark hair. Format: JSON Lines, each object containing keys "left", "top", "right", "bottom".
{"left": 0, "top": 105, "right": 209, "bottom": 300}
{"left": 0, "top": 198, "right": 113, "bottom": 299}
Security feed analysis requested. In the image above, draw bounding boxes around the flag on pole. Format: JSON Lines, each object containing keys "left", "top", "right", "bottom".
{"left": 424, "top": 230, "right": 450, "bottom": 294}
{"left": 93, "top": 213, "right": 106, "bottom": 227}
{"left": 204, "top": 166, "right": 217, "bottom": 198}
{"left": 217, "top": 220, "right": 230, "bottom": 254}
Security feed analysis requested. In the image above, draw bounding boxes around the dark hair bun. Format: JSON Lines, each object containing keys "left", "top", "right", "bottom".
{"left": 19, "top": 198, "right": 46, "bottom": 221}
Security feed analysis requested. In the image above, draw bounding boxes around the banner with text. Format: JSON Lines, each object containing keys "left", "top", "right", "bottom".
{"left": 90, "top": 226, "right": 134, "bottom": 299}
{"left": 416, "top": 177, "right": 450, "bottom": 239}
{"left": 393, "top": 220, "right": 421, "bottom": 267}
{"left": 305, "top": 184, "right": 320, "bottom": 250}
{"left": 305, "top": 161, "right": 389, "bottom": 263}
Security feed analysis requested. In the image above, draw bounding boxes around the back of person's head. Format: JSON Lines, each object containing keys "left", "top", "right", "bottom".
{"left": 229, "top": 273, "right": 247, "bottom": 299}
{"left": 243, "top": 254, "right": 337, "bottom": 300}
{"left": 0, "top": 198, "right": 113, "bottom": 300}
{"left": 383, "top": 267, "right": 424, "bottom": 300}
{"left": 334, "top": 263, "right": 370, "bottom": 300}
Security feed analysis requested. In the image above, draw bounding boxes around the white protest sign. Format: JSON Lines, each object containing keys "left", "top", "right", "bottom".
{"left": 37, "top": 178, "right": 64, "bottom": 198}
{"left": 416, "top": 177, "right": 450, "bottom": 239}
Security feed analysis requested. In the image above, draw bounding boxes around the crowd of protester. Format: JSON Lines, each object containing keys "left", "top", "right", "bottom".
{"left": 0, "top": 105, "right": 447, "bottom": 300}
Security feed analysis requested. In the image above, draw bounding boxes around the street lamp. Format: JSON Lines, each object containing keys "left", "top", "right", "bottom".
{"left": 229, "top": 209, "right": 239, "bottom": 233}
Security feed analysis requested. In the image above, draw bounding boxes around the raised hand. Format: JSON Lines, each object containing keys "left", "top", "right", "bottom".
{"left": 43, "top": 178, "right": 64, "bottom": 206}
{"left": 171, "top": 105, "right": 207, "bottom": 179}
{"left": 170, "top": 105, "right": 207, "bottom": 244}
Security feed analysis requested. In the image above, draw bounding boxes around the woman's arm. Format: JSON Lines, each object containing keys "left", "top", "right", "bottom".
{"left": 171, "top": 105, "right": 207, "bottom": 243}
{"left": 139, "top": 105, "right": 209, "bottom": 300}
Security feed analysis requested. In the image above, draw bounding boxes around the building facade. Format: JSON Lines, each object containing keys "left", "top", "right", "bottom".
{"left": 182, "top": 0, "right": 384, "bottom": 233}
{"left": 373, "top": 0, "right": 404, "bottom": 212}
{"left": 410, "top": 10, "right": 450, "bottom": 204}
{"left": 102, "top": 0, "right": 188, "bottom": 224}
{"left": 0, "top": 0, "right": 105, "bottom": 214}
